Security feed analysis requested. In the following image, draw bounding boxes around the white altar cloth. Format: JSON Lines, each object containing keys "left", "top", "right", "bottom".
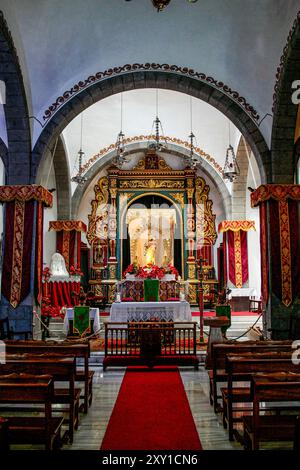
{"left": 63, "top": 307, "right": 100, "bottom": 334}
{"left": 228, "top": 288, "right": 257, "bottom": 298}
{"left": 110, "top": 301, "right": 192, "bottom": 323}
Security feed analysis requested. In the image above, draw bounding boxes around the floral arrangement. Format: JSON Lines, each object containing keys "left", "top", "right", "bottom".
{"left": 123, "top": 262, "right": 138, "bottom": 277}
{"left": 123, "top": 262, "right": 179, "bottom": 280}
{"left": 164, "top": 263, "right": 179, "bottom": 279}
{"left": 135, "top": 263, "right": 166, "bottom": 280}
{"left": 41, "top": 303, "right": 65, "bottom": 319}
{"left": 69, "top": 265, "right": 83, "bottom": 276}
{"left": 42, "top": 267, "right": 51, "bottom": 282}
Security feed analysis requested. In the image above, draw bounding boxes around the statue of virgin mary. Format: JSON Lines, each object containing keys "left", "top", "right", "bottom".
{"left": 49, "top": 252, "right": 70, "bottom": 280}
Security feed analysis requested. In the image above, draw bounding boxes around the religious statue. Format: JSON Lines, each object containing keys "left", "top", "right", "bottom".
{"left": 49, "top": 252, "right": 69, "bottom": 280}
{"left": 145, "top": 238, "right": 157, "bottom": 265}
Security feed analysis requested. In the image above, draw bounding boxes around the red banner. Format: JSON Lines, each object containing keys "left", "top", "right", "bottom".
{"left": 259, "top": 203, "right": 269, "bottom": 304}
{"left": 269, "top": 199, "right": 300, "bottom": 306}
{"left": 227, "top": 230, "right": 248, "bottom": 288}
{"left": 2, "top": 200, "right": 34, "bottom": 308}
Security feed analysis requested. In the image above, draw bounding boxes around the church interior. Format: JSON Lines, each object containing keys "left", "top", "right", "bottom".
{"left": 0, "top": 0, "right": 300, "bottom": 455}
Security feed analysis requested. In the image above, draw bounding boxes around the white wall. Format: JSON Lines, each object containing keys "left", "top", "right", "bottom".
{"left": 35, "top": 150, "right": 58, "bottom": 268}
{"left": 246, "top": 151, "right": 262, "bottom": 297}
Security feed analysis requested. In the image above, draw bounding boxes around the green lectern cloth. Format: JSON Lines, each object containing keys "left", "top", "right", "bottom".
{"left": 74, "top": 306, "right": 91, "bottom": 336}
{"left": 144, "top": 279, "right": 159, "bottom": 302}
{"left": 216, "top": 304, "right": 231, "bottom": 335}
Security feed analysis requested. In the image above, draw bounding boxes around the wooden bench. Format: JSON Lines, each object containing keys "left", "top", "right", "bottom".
{"left": 0, "top": 373, "right": 63, "bottom": 450}
{"left": 209, "top": 340, "right": 293, "bottom": 412}
{"left": 4, "top": 339, "right": 94, "bottom": 414}
{"left": 0, "top": 417, "right": 9, "bottom": 451}
{"left": 222, "top": 352, "right": 300, "bottom": 441}
{"left": 0, "top": 355, "right": 80, "bottom": 444}
{"left": 243, "top": 372, "right": 300, "bottom": 450}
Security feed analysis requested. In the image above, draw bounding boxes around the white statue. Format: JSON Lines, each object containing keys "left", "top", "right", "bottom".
{"left": 50, "top": 252, "right": 69, "bottom": 280}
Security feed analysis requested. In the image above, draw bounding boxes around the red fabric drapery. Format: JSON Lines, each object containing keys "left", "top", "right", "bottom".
{"left": 251, "top": 185, "right": 300, "bottom": 307}
{"left": 50, "top": 220, "right": 86, "bottom": 272}
{"left": 35, "top": 201, "right": 44, "bottom": 304}
{"left": 268, "top": 199, "right": 300, "bottom": 307}
{"left": 49, "top": 281, "right": 80, "bottom": 308}
{"left": 1, "top": 200, "right": 34, "bottom": 308}
{"left": 259, "top": 203, "right": 269, "bottom": 304}
{"left": 227, "top": 230, "right": 249, "bottom": 288}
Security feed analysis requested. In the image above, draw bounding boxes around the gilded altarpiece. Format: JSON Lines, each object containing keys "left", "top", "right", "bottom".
{"left": 86, "top": 150, "right": 217, "bottom": 304}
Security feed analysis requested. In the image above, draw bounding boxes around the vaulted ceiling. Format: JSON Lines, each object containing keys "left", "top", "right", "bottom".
{"left": 0, "top": 0, "right": 299, "bottom": 148}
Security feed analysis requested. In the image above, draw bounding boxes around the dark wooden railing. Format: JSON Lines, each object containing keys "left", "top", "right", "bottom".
{"left": 104, "top": 321, "right": 197, "bottom": 357}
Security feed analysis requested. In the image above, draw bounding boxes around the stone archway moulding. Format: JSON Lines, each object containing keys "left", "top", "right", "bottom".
{"left": 71, "top": 141, "right": 231, "bottom": 221}
{"left": 32, "top": 65, "right": 269, "bottom": 184}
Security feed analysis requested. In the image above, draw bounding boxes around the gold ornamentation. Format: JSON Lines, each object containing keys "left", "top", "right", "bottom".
{"left": 187, "top": 263, "right": 196, "bottom": 279}
{"left": 171, "top": 193, "right": 185, "bottom": 206}
{"left": 87, "top": 176, "right": 109, "bottom": 245}
{"left": 108, "top": 264, "right": 117, "bottom": 280}
{"left": 77, "top": 135, "right": 223, "bottom": 177}
{"left": 187, "top": 188, "right": 194, "bottom": 199}
{"left": 108, "top": 284, "right": 116, "bottom": 303}
{"left": 195, "top": 176, "right": 217, "bottom": 246}
{"left": 188, "top": 283, "right": 197, "bottom": 304}
{"left": 119, "top": 180, "right": 184, "bottom": 189}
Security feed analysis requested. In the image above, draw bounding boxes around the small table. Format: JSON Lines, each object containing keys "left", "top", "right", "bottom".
{"left": 204, "top": 316, "right": 231, "bottom": 368}
{"left": 63, "top": 307, "right": 100, "bottom": 335}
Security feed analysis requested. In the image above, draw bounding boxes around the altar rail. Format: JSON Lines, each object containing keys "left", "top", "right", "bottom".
{"left": 103, "top": 322, "right": 199, "bottom": 370}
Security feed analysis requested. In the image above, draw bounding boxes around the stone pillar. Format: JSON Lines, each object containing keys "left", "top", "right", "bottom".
{"left": 251, "top": 184, "right": 300, "bottom": 338}
{"left": 0, "top": 185, "right": 52, "bottom": 338}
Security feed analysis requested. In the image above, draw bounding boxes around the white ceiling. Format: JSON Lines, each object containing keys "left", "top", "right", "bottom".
{"left": 62, "top": 88, "right": 241, "bottom": 185}
{"left": 0, "top": 0, "right": 299, "bottom": 147}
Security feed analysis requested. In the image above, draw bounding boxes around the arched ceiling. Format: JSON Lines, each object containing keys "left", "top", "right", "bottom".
{"left": 0, "top": 0, "right": 299, "bottom": 147}
{"left": 63, "top": 88, "right": 241, "bottom": 194}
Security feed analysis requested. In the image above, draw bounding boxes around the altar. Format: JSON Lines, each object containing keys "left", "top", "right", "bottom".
{"left": 110, "top": 300, "right": 192, "bottom": 323}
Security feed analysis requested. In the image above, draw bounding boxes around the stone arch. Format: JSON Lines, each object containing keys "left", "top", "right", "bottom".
{"left": 52, "top": 136, "right": 71, "bottom": 220}
{"left": 271, "top": 11, "right": 300, "bottom": 183}
{"left": 71, "top": 141, "right": 231, "bottom": 220}
{"left": 0, "top": 11, "right": 31, "bottom": 184}
{"left": 32, "top": 69, "right": 270, "bottom": 183}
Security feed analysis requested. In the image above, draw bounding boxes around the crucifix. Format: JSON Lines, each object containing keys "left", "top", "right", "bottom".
{"left": 197, "top": 257, "right": 207, "bottom": 343}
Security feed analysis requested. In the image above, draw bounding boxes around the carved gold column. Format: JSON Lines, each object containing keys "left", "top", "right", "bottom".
{"left": 186, "top": 176, "right": 196, "bottom": 279}
{"left": 107, "top": 177, "right": 118, "bottom": 301}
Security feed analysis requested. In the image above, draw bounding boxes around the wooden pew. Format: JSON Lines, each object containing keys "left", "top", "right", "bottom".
{"left": 0, "top": 373, "right": 63, "bottom": 450}
{"left": 4, "top": 339, "right": 94, "bottom": 413}
{"left": 243, "top": 372, "right": 300, "bottom": 450}
{"left": 222, "top": 352, "right": 299, "bottom": 441}
{"left": 209, "top": 340, "right": 293, "bottom": 412}
{"left": 0, "top": 355, "right": 80, "bottom": 444}
{"left": 0, "top": 417, "right": 9, "bottom": 451}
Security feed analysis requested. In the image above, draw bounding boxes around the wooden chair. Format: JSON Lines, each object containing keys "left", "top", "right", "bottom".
{"left": 249, "top": 296, "right": 263, "bottom": 314}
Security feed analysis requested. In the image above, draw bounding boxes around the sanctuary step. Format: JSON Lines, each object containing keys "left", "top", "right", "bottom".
{"left": 45, "top": 312, "right": 262, "bottom": 344}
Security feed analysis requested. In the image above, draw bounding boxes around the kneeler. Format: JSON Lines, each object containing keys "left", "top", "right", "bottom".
{"left": 74, "top": 306, "right": 90, "bottom": 336}
{"left": 143, "top": 279, "right": 159, "bottom": 302}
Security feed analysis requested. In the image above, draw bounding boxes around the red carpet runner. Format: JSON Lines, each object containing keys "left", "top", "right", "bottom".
{"left": 100, "top": 366, "right": 202, "bottom": 450}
